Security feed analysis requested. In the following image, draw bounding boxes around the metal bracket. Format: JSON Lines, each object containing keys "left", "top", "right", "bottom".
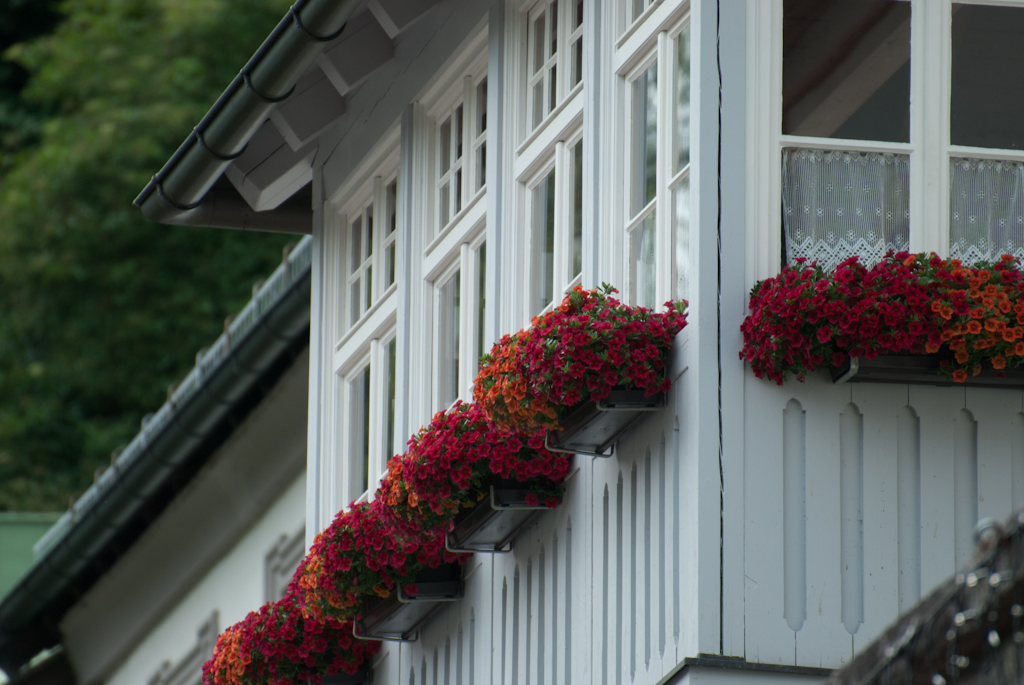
{"left": 544, "top": 432, "right": 614, "bottom": 458}
{"left": 352, "top": 619, "right": 414, "bottom": 643}
{"left": 833, "top": 357, "right": 860, "bottom": 384}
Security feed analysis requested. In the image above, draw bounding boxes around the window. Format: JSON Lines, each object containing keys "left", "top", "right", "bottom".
{"left": 620, "top": 17, "right": 690, "bottom": 308}
{"left": 764, "top": 0, "right": 1024, "bottom": 274}
{"left": 434, "top": 75, "right": 488, "bottom": 235}
{"left": 345, "top": 174, "right": 399, "bottom": 326}
{"left": 526, "top": 0, "right": 585, "bottom": 132}
{"left": 341, "top": 331, "right": 398, "bottom": 500}
{"left": 430, "top": 235, "right": 488, "bottom": 411}
{"left": 528, "top": 138, "right": 585, "bottom": 314}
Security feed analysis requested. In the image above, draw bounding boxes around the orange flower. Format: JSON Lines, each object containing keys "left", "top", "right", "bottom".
{"left": 993, "top": 356, "right": 1007, "bottom": 369}
{"left": 956, "top": 348, "right": 970, "bottom": 364}
{"left": 1001, "top": 300, "right": 1014, "bottom": 313}
{"left": 985, "top": 318, "right": 1000, "bottom": 332}
{"left": 953, "top": 369, "right": 968, "bottom": 383}
{"left": 940, "top": 306, "right": 954, "bottom": 320}
{"left": 931, "top": 300, "right": 943, "bottom": 313}
{"left": 971, "top": 307, "right": 986, "bottom": 319}
{"left": 1016, "top": 341, "right": 1024, "bottom": 356}
{"left": 1004, "top": 329, "right": 1017, "bottom": 342}
{"left": 967, "top": 321, "right": 983, "bottom": 334}
{"left": 903, "top": 255, "right": 917, "bottom": 266}
{"left": 925, "top": 342, "right": 941, "bottom": 353}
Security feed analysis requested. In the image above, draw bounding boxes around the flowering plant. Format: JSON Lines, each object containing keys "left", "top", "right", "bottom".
{"left": 298, "top": 501, "right": 462, "bottom": 621}
{"left": 740, "top": 252, "right": 1024, "bottom": 384}
{"left": 376, "top": 402, "right": 572, "bottom": 539}
{"left": 202, "top": 570, "right": 379, "bottom": 685}
{"left": 473, "top": 284, "right": 688, "bottom": 431}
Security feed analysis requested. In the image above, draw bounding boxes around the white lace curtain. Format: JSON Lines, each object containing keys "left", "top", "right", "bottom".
{"left": 782, "top": 148, "right": 910, "bottom": 272}
{"left": 950, "top": 158, "right": 1024, "bottom": 264}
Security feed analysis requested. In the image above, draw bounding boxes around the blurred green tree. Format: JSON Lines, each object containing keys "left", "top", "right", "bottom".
{"left": 0, "top": 0, "right": 296, "bottom": 510}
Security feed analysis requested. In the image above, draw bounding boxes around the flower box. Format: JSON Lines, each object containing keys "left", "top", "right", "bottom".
{"left": 544, "top": 386, "right": 667, "bottom": 457}
{"left": 354, "top": 563, "right": 463, "bottom": 641}
{"left": 445, "top": 484, "right": 550, "bottom": 553}
{"left": 829, "top": 354, "right": 1024, "bottom": 389}
{"left": 316, "top": 669, "right": 372, "bottom": 685}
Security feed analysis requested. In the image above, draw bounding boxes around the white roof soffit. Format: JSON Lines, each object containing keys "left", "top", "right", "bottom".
{"left": 134, "top": 0, "right": 438, "bottom": 233}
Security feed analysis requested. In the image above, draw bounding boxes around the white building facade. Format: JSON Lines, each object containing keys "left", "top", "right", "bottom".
{"left": 126, "top": 0, "right": 1024, "bottom": 684}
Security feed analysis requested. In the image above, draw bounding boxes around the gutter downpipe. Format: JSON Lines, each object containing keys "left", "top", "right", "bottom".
{"left": 133, "top": 0, "right": 361, "bottom": 232}
{"left": 0, "top": 240, "right": 314, "bottom": 674}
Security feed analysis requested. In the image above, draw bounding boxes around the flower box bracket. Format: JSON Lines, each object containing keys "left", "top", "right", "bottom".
{"left": 544, "top": 387, "right": 667, "bottom": 458}
{"left": 353, "top": 564, "right": 463, "bottom": 642}
{"left": 445, "top": 485, "right": 551, "bottom": 554}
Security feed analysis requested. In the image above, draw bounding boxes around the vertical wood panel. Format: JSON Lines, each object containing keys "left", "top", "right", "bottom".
{"left": 895, "top": 403, "right": 921, "bottom": 613}
{"left": 839, "top": 403, "right": 864, "bottom": 638}
{"left": 852, "top": 385, "right": 900, "bottom": 654}
{"left": 953, "top": 408, "right": 978, "bottom": 569}
{"left": 968, "top": 388, "right": 1020, "bottom": 522}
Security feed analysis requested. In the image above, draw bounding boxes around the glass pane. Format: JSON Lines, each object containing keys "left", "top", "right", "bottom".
{"left": 674, "top": 26, "right": 691, "bottom": 174}
{"left": 571, "top": 140, "right": 583, "bottom": 279}
{"left": 455, "top": 169, "right": 463, "bottom": 213}
{"left": 782, "top": 148, "right": 910, "bottom": 272}
{"left": 350, "top": 366, "right": 371, "bottom": 495}
{"left": 550, "top": 1, "right": 558, "bottom": 57}
{"left": 350, "top": 282, "right": 360, "bottom": 325}
{"left": 350, "top": 216, "right": 362, "bottom": 272}
{"left": 533, "top": 14, "right": 546, "bottom": 74}
{"left": 532, "top": 170, "right": 557, "bottom": 311}
{"left": 385, "top": 244, "right": 395, "bottom": 289}
{"left": 533, "top": 82, "right": 545, "bottom": 129}
{"left": 631, "top": 0, "right": 644, "bottom": 24}
{"left": 365, "top": 206, "right": 373, "bottom": 257}
{"left": 951, "top": 4, "right": 1024, "bottom": 150}
{"left": 673, "top": 177, "right": 690, "bottom": 302}
{"left": 632, "top": 211, "right": 657, "bottom": 309}
{"left": 477, "top": 243, "right": 487, "bottom": 364}
{"left": 631, "top": 60, "right": 658, "bottom": 217}
{"left": 782, "top": 0, "right": 911, "bottom": 143}
{"left": 572, "top": 37, "right": 583, "bottom": 87}
{"left": 386, "top": 180, "right": 397, "bottom": 235}
{"left": 440, "top": 181, "right": 450, "bottom": 227}
{"left": 575, "top": 0, "right": 583, "bottom": 29}
{"left": 364, "top": 268, "right": 372, "bottom": 310}
{"left": 438, "top": 271, "right": 461, "bottom": 409}
{"left": 549, "top": 65, "right": 557, "bottom": 112}
{"left": 439, "top": 117, "right": 451, "bottom": 172}
{"left": 455, "top": 105, "right": 464, "bottom": 160}
{"left": 950, "top": 158, "right": 1024, "bottom": 263}
{"left": 477, "top": 78, "right": 488, "bottom": 135}
{"left": 384, "top": 338, "right": 397, "bottom": 460}
{"left": 477, "top": 143, "right": 487, "bottom": 190}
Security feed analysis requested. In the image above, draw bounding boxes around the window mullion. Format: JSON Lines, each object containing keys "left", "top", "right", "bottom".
{"left": 459, "top": 242, "right": 473, "bottom": 399}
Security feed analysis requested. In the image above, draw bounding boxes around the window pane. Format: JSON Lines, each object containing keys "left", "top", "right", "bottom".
{"left": 674, "top": 26, "right": 691, "bottom": 174}
{"left": 951, "top": 4, "right": 1024, "bottom": 150}
{"left": 673, "top": 177, "right": 690, "bottom": 302}
{"left": 364, "top": 269, "right": 372, "bottom": 310}
{"left": 782, "top": 0, "right": 911, "bottom": 143}
{"left": 455, "top": 169, "right": 463, "bottom": 213}
{"left": 575, "top": 0, "right": 583, "bottom": 29}
{"left": 631, "top": 60, "right": 658, "bottom": 217}
{"left": 366, "top": 206, "right": 373, "bottom": 257}
{"left": 571, "top": 140, "right": 583, "bottom": 279}
{"left": 350, "top": 282, "right": 360, "bottom": 326}
{"left": 532, "top": 82, "right": 545, "bottom": 129}
{"left": 455, "top": 105, "right": 464, "bottom": 160}
{"left": 384, "top": 339, "right": 397, "bottom": 460}
{"left": 532, "top": 170, "right": 557, "bottom": 311}
{"left": 631, "top": 0, "right": 644, "bottom": 24}
{"left": 477, "top": 243, "right": 487, "bottom": 364}
{"left": 533, "top": 14, "right": 546, "bottom": 74}
{"left": 549, "top": 65, "right": 557, "bottom": 112}
{"left": 632, "top": 212, "right": 657, "bottom": 309}
{"left": 439, "top": 117, "right": 451, "bottom": 172}
{"left": 477, "top": 143, "right": 487, "bottom": 190}
{"left": 782, "top": 148, "right": 909, "bottom": 272}
{"left": 572, "top": 37, "right": 583, "bottom": 87}
{"left": 350, "top": 366, "right": 371, "bottom": 495}
{"left": 350, "top": 216, "right": 362, "bottom": 271}
{"left": 477, "top": 79, "right": 488, "bottom": 135}
{"left": 438, "top": 271, "right": 461, "bottom": 409}
{"left": 440, "top": 181, "right": 450, "bottom": 227}
{"left": 550, "top": 1, "right": 558, "bottom": 57}
{"left": 950, "top": 158, "right": 1024, "bottom": 263}
{"left": 386, "top": 181, "right": 397, "bottom": 235}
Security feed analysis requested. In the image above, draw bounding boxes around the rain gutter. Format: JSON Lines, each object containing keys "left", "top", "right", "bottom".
{"left": 0, "top": 238, "right": 313, "bottom": 674}
{"left": 133, "top": 0, "right": 361, "bottom": 232}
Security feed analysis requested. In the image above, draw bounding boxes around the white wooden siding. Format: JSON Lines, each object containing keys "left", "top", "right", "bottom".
{"left": 741, "top": 375, "right": 1024, "bottom": 668}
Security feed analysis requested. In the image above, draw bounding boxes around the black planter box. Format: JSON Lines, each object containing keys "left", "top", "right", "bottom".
{"left": 545, "top": 387, "right": 666, "bottom": 457}
{"left": 829, "top": 355, "right": 1024, "bottom": 388}
{"left": 353, "top": 563, "right": 462, "bottom": 641}
{"left": 315, "top": 668, "right": 371, "bottom": 685}
{"left": 445, "top": 485, "right": 550, "bottom": 553}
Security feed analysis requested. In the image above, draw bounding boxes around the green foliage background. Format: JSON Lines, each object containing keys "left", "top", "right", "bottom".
{"left": 0, "top": 0, "right": 296, "bottom": 510}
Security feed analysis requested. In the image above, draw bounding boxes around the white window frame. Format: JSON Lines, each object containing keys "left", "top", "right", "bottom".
{"left": 612, "top": 5, "right": 691, "bottom": 308}
{"left": 323, "top": 127, "right": 401, "bottom": 505}
{"left": 747, "top": 0, "right": 1024, "bottom": 287}
{"left": 521, "top": 0, "right": 585, "bottom": 143}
